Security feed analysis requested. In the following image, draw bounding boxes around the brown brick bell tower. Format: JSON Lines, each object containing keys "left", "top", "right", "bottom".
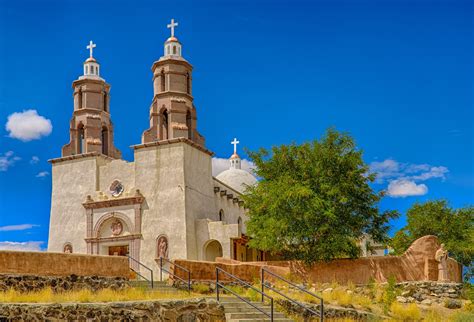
{"left": 142, "top": 19, "right": 205, "bottom": 146}
{"left": 62, "top": 41, "right": 121, "bottom": 158}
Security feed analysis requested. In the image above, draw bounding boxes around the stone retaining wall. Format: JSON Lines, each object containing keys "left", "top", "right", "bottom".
{"left": 395, "top": 282, "right": 463, "bottom": 305}
{"left": 0, "top": 298, "right": 225, "bottom": 321}
{"left": 0, "top": 274, "right": 130, "bottom": 292}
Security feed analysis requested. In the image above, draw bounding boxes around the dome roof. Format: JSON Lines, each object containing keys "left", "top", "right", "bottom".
{"left": 216, "top": 168, "right": 257, "bottom": 194}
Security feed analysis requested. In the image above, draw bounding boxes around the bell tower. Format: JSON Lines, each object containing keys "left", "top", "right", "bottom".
{"left": 142, "top": 19, "right": 205, "bottom": 146}
{"left": 62, "top": 41, "right": 121, "bottom": 158}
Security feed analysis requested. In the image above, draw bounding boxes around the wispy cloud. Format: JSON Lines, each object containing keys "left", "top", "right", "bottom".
{"left": 0, "top": 224, "right": 39, "bottom": 232}
{"left": 5, "top": 109, "right": 52, "bottom": 141}
{"left": 212, "top": 157, "right": 256, "bottom": 176}
{"left": 35, "top": 171, "right": 50, "bottom": 178}
{"left": 0, "top": 151, "right": 21, "bottom": 171}
{"left": 30, "top": 156, "right": 40, "bottom": 164}
{"left": 370, "top": 159, "right": 448, "bottom": 198}
{"left": 0, "top": 241, "right": 44, "bottom": 251}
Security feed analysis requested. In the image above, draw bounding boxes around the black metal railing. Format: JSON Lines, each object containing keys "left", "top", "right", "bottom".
{"left": 216, "top": 267, "right": 274, "bottom": 321}
{"left": 261, "top": 267, "right": 324, "bottom": 321}
{"left": 127, "top": 255, "right": 154, "bottom": 288}
{"left": 159, "top": 257, "right": 191, "bottom": 292}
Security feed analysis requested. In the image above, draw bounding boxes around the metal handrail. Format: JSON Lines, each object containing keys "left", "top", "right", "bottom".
{"left": 127, "top": 255, "right": 154, "bottom": 288}
{"left": 159, "top": 257, "right": 191, "bottom": 292}
{"left": 216, "top": 267, "right": 274, "bottom": 321}
{"left": 261, "top": 267, "right": 323, "bottom": 321}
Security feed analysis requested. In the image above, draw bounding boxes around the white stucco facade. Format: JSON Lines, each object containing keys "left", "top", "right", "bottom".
{"left": 48, "top": 140, "right": 252, "bottom": 277}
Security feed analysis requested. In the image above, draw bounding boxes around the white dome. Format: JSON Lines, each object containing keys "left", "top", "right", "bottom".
{"left": 216, "top": 168, "right": 257, "bottom": 194}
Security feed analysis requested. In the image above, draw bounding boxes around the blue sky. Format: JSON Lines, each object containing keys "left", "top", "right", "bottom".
{"left": 0, "top": 0, "right": 472, "bottom": 251}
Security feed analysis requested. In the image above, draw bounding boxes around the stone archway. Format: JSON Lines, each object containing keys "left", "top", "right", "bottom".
{"left": 204, "top": 240, "right": 223, "bottom": 262}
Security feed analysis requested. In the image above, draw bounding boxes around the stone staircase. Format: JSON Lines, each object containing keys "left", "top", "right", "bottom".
{"left": 219, "top": 297, "right": 294, "bottom": 322}
{"left": 129, "top": 280, "right": 181, "bottom": 294}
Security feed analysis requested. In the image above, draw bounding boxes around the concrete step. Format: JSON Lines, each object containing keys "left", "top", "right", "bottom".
{"left": 226, "top": 312, "right": 286, "bottom": 319}
{"left": 228, "top": 319, "right": 294, "bottom": 322}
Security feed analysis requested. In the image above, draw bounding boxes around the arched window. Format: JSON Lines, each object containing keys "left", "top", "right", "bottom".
{"left": 237, "top": 217, "right": 243, "bottom": 231}
{"left": 101, "top": 127, "right": 109, "bottom": 155}
{"left": 161, "top": 109, "right": 169, "bottom": 140}
{"left": 186, "top": 111, "right": 192, "bottom": 140}
{"left": 173, "top": 46, "right": 177, "bottom": 55}
{"left": 103, "top": 92, "right": 108, "bottom": 112}
{"left": 160, "top": 70, "right": 165, "bottom": 92}
{"left": 167, "top": 45, "right": 170, "bottom": 55}
{"left": 85, "top": 65, "right": 89, "bottom": 74}
{"left": 186, "top": 73, "right": 191, "bottom": 94}
{"left": 77, "top": 124, "right": 85, "bottom": 154}
{"left": 219, "top": 209, "right": 224, "bottom": 221}
{"left": 63, "top": 243, "right": 73, "bottom": 253}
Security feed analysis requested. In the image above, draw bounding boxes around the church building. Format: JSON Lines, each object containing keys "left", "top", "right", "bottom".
{"left": 47, "top": 19, "right": 262, "bottom": 274}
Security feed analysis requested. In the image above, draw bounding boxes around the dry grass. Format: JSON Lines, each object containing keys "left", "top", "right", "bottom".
{"left": 0, "top": 287, "right": 198, "bottom": 303}
{"left": 390, "top": 302, "right": 421, "bottom": 321}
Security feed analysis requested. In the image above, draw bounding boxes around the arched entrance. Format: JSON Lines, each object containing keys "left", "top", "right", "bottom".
{"left": 204, "top": 240, "right": 223, "bottom": 262}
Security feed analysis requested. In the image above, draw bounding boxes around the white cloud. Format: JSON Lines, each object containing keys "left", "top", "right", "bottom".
{"left": 0, "top": 241, "right": 44, "bottom": 252}
{"left": 212, "top": 157, "right": 256, "bottom": 176}
{"left": 370, "top": 159, "right": 448, "bottom": 198}
{"left": 387, "top": 179, "right": 428, "bottom": 197}
{"left": 30, "top": 156, "right": 40, "bottom": 164}
{"left": 36, "top": 171, "right": 50, "bottom": 178}
{"left": 0, "top": 224, "right": 39, "bottom": 232}
{"left": 0, "top": 151, "right": 21, "bottom": 171}
{"left": 5, "top": 109, "right": 52, "bottom": 141}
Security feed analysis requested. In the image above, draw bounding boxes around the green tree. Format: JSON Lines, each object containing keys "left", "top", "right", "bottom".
{"left": 242, "top": 128, "right": 398, "bottom": 264}
{"left": 390, "top": 200, "right": 474, "bottom": 272}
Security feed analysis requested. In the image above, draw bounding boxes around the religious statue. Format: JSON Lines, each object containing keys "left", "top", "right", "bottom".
{"left": 111, "top": 220, "right": 123, "bottom": 236}
{"left": 435, "top": 243, "right": 449, "bottom": 282}
{"left": 157, "top": 236, "right": 169, "bottom": 259}
{"left": 63, "top": 244, "right": 73, "bottom": 254}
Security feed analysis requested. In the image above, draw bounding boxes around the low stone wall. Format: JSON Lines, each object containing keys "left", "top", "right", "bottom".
{"left": 0, "top": 298, "right": 225, "bottom": 321}
{"left": 395, "top": 281, "right": 463, "bottom": 305}
{"left": 277, "top": 299, "right": 378, "bottom": 320}
{"left": 172, "top": 236, "right": 462, "bottom": 285}
{"left": 0, "top": 274, "right": 129, "bottom": 292}
{"left": 0, "top": 251, "right": 129, "bottom": 278}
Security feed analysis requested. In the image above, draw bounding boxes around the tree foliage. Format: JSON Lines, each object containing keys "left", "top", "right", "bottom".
{"left": 242, "top": 128, "right": 398, "bottom": 264}
{"left": 390, "top": 200, "right": 474, "bottom": 271}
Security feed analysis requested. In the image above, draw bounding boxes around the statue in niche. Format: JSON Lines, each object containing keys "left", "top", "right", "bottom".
{"left": 64, "top": 244, "right": 73, "bottom": 254}
{"left": 157, "top": 236, "right": 169, "bottom": 259}
{"left": 435, "top": 243, "right": 449, "bottom": 282}
{"left": 111, "top": 220, "right": 123, "bottom": 236}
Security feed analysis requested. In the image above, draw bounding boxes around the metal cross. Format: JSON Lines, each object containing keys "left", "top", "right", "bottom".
{"left": 231, "top": 138, "right": 240, "bottom": 154}
{"left": 86, "top": 40, "right": 96, "bottom": 58}
{"left": 167, "top": 18, "right": 179, "bottom": 37}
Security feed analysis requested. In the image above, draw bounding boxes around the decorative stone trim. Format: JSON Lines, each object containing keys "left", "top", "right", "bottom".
{"left": 131, "top": 137, "right": 213, "bottom": 156}
{"left": 83, "top": 190, "right": 144, "bottom": 209}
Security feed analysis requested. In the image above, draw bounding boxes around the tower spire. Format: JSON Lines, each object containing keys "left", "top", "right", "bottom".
{"left": 167, "top": 19, "right": 178, "bottom": 38}
{"left": 87, "top": 40, "right": 96, "bottom": 58}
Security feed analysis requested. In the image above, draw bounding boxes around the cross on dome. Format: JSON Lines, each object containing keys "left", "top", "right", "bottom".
{"left": 167, "top": 18, "right": 179, "bottom": 38}
{"left": 86, "top": 40, "right": 96, "bottom": 58}
{"left": 231, "top": 138, "right": 240, "bottom": 154}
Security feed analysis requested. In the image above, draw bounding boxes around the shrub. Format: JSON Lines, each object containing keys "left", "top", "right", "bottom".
{"left": 383, "top": 276, "right": 398, "bottom": 313}
{"left": 192, "top": 283, "right": 211, "bottom": 294}
{"left": 390, "top": 302, "right": 421, "bottom": 321}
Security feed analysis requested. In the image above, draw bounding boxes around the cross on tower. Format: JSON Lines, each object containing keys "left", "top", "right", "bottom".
{"left": 167, "top": 18, "right": 179, "bottom": 37}
{"left": 86, "top": 40, "right": 96, "bottom": 58}
{"left": 231, "top": 138, "right": 240, "bottom": 154}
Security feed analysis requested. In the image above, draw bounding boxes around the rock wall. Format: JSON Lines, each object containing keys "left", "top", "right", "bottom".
{"left": 0, "top": 298, "right": 225, "bottom": 321}
{"left": 0, "top": 274, "right": 129, "bottom": 292}
{"left": 395, "top": 281, "right": 463, "bottom": 305}
{"left": 0, "top": 251, "right": 129, "bottom": 278}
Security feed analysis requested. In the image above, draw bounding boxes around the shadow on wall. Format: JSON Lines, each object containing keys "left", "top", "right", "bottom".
{"left": 172, "top": 236, "right": 463, "bottom": 284}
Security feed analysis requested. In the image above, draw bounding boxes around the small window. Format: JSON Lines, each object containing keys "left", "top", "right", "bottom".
{"left": 173, "top": 46, "right": 177, "bottom": 55}
{"left": 85, "top": 66, "right": 88, "bottom": 74}
{"left": 219, "top": 209, "right": 224, "bottom": 221}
